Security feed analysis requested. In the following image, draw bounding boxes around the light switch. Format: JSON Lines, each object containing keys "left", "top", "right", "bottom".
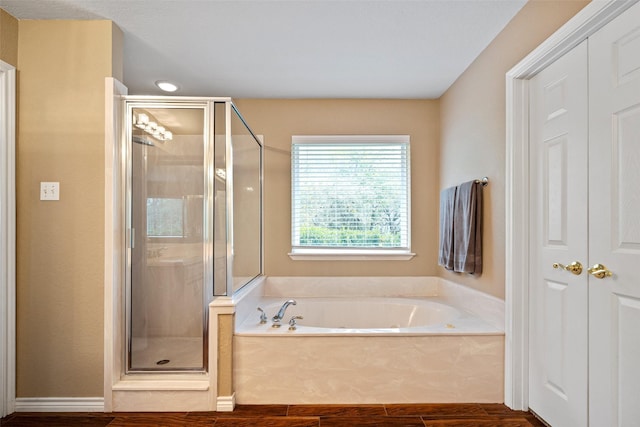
{"left": 40, "top": 182, "right": 60, "bottom": 201}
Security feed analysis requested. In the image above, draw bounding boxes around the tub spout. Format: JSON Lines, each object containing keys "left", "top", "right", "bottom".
{"left": 272, "top": 299, "right": 297, "bottom": 327}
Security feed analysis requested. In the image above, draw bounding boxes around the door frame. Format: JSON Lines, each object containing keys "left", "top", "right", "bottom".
{"left": 504, "top": 0, "right": 639, "bottom": 410}
{"left": 0, "top": 59, "right": 16, "bottom": 418}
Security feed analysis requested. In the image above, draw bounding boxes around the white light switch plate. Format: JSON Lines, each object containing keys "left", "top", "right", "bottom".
{"left": 40, "top": 182, "right": 60, "bottom": 201}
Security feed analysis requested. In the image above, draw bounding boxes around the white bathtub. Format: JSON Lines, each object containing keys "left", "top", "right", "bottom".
{"left": 237, "top": 296, "right": 501, "bottom": 335}
{"left": 271, "top": 297, "right": 459, "bottom": 329}
{"left": 232, "top": 276, "right": 505, "bottom": 404}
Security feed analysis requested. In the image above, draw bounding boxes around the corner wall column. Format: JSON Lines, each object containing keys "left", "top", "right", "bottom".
{"left": 0, "top": 58, "right": 16, "bottom": 419}
{"left": 209, "top": 299, "right": 236, "bottom": 411}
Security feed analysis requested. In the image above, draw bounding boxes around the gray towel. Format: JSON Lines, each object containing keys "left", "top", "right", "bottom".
{"left": 453, "top": 180, "right": 483, "bottom": 274}
{"left": 438, "top": 186, "right": 457, "bottom": 270}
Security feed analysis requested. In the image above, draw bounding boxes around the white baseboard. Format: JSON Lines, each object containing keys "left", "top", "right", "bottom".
{"left": 216, "top": 393, "right": 235, "bottom": 412}
{"left": 15, "top": 397, "right": 104, "bottom": 412}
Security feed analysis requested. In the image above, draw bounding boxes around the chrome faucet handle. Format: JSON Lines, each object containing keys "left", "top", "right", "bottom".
{"left": 272, "top": 299, "right": 297, "bottom": 327}
{"left": 257, "top": 307, "right": 268, "bottom": 324}
{"left": 288, "top": 315, "right": 304, "bottom": 331}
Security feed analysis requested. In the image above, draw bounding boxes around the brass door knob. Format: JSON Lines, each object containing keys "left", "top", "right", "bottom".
{"left": 588, "top": 264, "right": 613, "bottom": 279}
{"left": 553, "top": 261, "right": 583, "bottom": 275}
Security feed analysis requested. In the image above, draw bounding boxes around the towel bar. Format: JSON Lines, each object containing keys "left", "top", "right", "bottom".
{"left": 475, "top": 177, "right": 489, "bottom": 187}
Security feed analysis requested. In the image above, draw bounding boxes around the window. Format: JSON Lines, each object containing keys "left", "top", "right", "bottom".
{"left": 291, "top": 135, "right": 413, "bottom": 260}
{"left": 147, "top": 197, "right": 185, "bottom": 238}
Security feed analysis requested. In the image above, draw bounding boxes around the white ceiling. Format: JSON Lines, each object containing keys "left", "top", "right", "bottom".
{"left": 0, "top": 0, "right": 527, "bottom": 98}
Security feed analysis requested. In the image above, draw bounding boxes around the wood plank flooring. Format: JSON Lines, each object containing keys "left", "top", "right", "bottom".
{"left": 1, "top": 404, "right": 547, "bottom": 426}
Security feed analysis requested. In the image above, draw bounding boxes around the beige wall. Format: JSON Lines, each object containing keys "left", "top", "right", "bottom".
{"left": 5, "top": 0, "right": 590, "bottom": 400}
{"left": 16, "top": 20, "right": 122, "bottom": 397}
{"left": 234, "top": 99, "right": 440, "bottom": 277}
{"left": 236, "top": 1, "right": 588, "bottom": 287}
{"left": 439, "top": 0, "right": 589, "bottom": 298}
{"left": 0, "top": 8, "right": 18, "bottom": 66}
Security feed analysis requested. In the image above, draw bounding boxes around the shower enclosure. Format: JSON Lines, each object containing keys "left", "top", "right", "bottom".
{"left": 124, "top": 97, "right": 262, "bottom": 373}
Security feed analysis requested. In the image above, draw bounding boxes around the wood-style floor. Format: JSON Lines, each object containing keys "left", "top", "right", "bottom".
{"left": 1, "top": 404, "right": 547, "bottom": 426}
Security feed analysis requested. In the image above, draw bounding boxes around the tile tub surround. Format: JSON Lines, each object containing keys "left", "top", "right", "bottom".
{"left": 234, "top": 276, "right": 504, "bottom": 330}
{"left": 235, "top": 334, "right": 504, "bottom": 404}
{"left": 232, "top": 277, "right": 505, "bottom": 404}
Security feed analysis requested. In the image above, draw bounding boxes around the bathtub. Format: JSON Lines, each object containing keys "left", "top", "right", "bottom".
{"left": 233, "top": 276, "right": 505, "bottom": 404}
{"left": 238, "top": 297, "right": 500, "bottom": 335}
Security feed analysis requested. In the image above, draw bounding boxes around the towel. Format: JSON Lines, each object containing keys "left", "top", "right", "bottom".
{"left": 438, "top": 186, "right": 457, "bottom": 270}
{"left": 453, "top": 180, "right": 483, "bottom": 274}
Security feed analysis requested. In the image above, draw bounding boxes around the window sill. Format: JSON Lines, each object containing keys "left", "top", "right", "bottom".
{"left": 288, "top": 249, "right": 415, "bottom": 261}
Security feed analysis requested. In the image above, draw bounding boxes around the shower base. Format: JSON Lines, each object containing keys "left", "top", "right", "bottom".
{"left": 130, "top": 337, "right": 203, "bottom": 370}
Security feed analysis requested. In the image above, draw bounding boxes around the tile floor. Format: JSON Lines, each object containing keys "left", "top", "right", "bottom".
{"left": 0, "top": 404, "right": 548, "bottom": 426}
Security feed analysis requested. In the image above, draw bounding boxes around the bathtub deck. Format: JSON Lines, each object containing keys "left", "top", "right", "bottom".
{"left": 1, "top": 403, "right": 547, "bottom": 426}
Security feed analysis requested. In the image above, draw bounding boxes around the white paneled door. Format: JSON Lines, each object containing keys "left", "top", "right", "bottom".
{"left": 529, "top": 40, "right": 589, "bottom": 427}
{"left": 529, "top": 2, "right": 640, "bottom": 426}
{"left": 588, "top": 3, "right": 640, "bottom": 425}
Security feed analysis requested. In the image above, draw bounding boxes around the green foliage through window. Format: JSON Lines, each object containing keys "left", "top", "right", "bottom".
{"left": 147, "top": 198, "right": 185, "bottom": 237}
{"left": 291, "top": 136, "right": 410, "bottom": 251}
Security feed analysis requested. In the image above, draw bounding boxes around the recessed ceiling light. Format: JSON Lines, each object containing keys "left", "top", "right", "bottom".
{"left": 155, "top": 80, "right": 179, "bottom": 92}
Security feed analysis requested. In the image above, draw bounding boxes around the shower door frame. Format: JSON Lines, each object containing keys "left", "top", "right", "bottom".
{"left": 123, "top": 97, "right": 217, "bottom": 374}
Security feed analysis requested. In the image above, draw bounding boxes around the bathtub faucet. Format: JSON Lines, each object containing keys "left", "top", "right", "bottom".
{"left": 272, "top": 299, "right": 297, "bottom": 328}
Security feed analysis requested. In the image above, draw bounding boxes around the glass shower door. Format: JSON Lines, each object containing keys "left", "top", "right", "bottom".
{"left": 128, "top": 105, "right": 208, "bottom": 372}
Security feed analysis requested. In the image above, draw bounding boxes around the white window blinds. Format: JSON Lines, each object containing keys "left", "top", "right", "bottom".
{"left": 291, "top": 135, "right": 410, "bottom": 252}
